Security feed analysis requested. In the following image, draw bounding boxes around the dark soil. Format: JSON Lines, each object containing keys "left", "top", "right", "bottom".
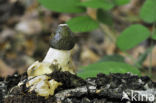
{"left": 0, "top": 73, "right": 27, "bottom": 103}
{"left": 2, "top": 71, "right": 156, "bottom": 103}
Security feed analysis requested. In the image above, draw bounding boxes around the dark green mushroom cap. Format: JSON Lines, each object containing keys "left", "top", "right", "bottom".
{"left": 50, "top": 24, "right": 75, "bottom": 50}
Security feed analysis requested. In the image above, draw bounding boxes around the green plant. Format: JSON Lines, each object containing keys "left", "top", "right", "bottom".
{"left": 38, "top": 0, "right": 156, "bottom": 78}
{"left": 116, "top": 0, "right": 156, "bottom": 76}
{"left": 38, "top": 0, "right": 130, "bottom": 33}
{"left": 77, "top": 0, "right": 155, "bottom": 78}
{"left": 78, "top": 61, "right": 140, "bottom": 79}
{"left": 116, "top": 24, "right": 150, "bottom": 51}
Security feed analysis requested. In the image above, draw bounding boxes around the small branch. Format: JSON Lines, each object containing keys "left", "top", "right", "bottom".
{"left": 86, "top": 8, "right": 117, "bottom": 43}
{"left": 148, "top": 23, "right": 156, "bottom": 77}
{"left": 99, "top": 23, "right": 117, "bottom": 43}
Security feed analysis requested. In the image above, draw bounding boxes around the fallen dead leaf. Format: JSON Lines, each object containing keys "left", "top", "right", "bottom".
{"left": 0, "top": 59, "right": 15, "bottom": 77}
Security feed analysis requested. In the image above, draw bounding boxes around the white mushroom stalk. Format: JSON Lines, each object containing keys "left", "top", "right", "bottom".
{"left": 42, "top": 47, "right": 74, "bottom": 73}
{"left": 19, "top": 24, "right": 76, "bottom": 98}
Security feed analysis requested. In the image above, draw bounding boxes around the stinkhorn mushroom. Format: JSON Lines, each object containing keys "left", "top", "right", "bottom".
{"left": 19, "top": 24, "right": 76, "bottom": 98}
{"left": 27, "top": 24, "right": 75, "bottom": 77}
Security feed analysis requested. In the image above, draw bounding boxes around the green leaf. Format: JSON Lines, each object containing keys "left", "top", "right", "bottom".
{"left": 77, "top": 61, "right": 140, "bottom": 79}
{"left": 116, "top": 24, "right": 150, "bottom": 51}
{"left": 38, "top": 0, "right": 86, "bottom": 13}
{"left": 97, "top": 9, "right": 113, "bottom": 26}
{"left": 98, "top": 54, "right": 125, "bottom": 62}
{"left": 140, "top": 0, "right": 156, "bottom": 23}
{"left": 80, "top": 0, "right": 114, "bottom": 10}
{"left": 114, "top": 0, "right": 130, "bottom": 6}
{"left": 67, "top": 16, "right": 99, "bottom": 32}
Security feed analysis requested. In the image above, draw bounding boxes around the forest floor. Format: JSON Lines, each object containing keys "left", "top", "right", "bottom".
{"left": 1, "top": 70, "right": 156, "bottom": 103}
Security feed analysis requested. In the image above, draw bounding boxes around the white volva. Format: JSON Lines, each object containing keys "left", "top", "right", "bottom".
{"left": 26, "top": 75, "right": 62, "bottom": 97}
{"left": 25, "top": 47, "right": 74, "bottom": 97}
